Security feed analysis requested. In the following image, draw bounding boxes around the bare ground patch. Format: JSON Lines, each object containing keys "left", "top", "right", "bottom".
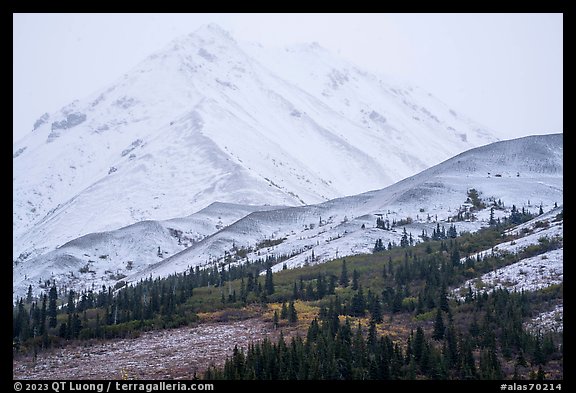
{"left": 13, "top": 318, "right": 279, "bottom": 380}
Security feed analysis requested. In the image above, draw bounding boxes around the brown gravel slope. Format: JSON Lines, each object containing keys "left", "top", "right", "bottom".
{"left": 13, "top": 319, "right": 276, "bottom": 380}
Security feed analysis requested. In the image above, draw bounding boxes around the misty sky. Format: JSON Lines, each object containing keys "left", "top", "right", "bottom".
{"left": 13, "top": 13, "right": 563, "bottom": 143}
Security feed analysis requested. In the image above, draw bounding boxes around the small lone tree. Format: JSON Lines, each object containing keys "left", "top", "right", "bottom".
{"left": 288, "top": 300, "right": 298, "bottom": 323}
{"left": 280, "top": 301, "right": 288, "bottom": 319}
{"left": 273, "top": 310, "right": 279, "bottom": 329}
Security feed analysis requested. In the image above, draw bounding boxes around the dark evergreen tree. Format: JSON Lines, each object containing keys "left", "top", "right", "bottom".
{"left": 48, "top": 285, "right": 58, "bottom": 328}
{"left": 489, "top": 207, "right": 496, "bottom": 226}
{"left": 400, "top": 228, "right": 409, "bottom": 248}
{"left": 439, "top": 284, "right": 450, "bottom": 312}
{"left": 536, "top": 365, "right": 545, "bottom": 380}
{"left": 265, "top": 264, "right": 274, "bottom": 295}
{"left": 288, "top": 300, "right": 298, "bottom": 324}
{"left": 26, "top": 285, "right": 33, "bottom": 304}
{"left": 373, "top": 238, "right": 385, "bottom": 252}
{"left": 39, "top": 294, "right": 47, "bottom": 336}
{"left": 59, "top": 322, "right": 67, "bottom": 339}
{"left": 351, "top": 269, "right": 360, "bottom": 290}
{"left": 327, "top": 274, "right": 336, "bottom": 295}
{"left": 316, "top": 274, "right": 326, "bottom": 299}
{"left": 339, "top": 260, "right": 349, "bottom": 287}
{"left": 448, "top": 224, "right": 457, "bottom": 238}
{"left": 369, "top": 293, "right": 383, "bottom": 324}
{"left": 350, "top": 287, "right": 366, "bottom": 317}
{"left": 67, "top": 290, "right": 75, "bottom": 314}
{"left": 273, "top": 310, "right": 279, "bottom": 329}
{"left": 246, "top": 272, "right": 255, "bottom": 292}
{"left": 413, "top": 327, "right": 425, "bottom": 363}
{"left": 432, "top": 308, "right": 445, "bottom": 340}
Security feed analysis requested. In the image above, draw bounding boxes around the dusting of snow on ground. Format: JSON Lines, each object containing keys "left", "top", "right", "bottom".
{"left": 451, "top": 208, "right": 563, "bottom": 334}
{"left": 524, "top": 304, "right": 563, "bottom": 335}
{"left": 456, "top": 248, "right": 563, "bottom": 297}
{"left": 453, "top": 207, "right": 563, "bottom": 301}
{"left": 13, "top": 319, "right": 275, "bottom": 380}
{"left": 463, "top": 220, "right": 563, "bottom": 262}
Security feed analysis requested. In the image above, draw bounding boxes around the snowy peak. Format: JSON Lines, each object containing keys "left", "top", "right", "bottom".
{"left": 14, "top": 24, "right": 501, "bottom": 276}
{"left": 189, "top": 23, "right": 237, "bottom": 44}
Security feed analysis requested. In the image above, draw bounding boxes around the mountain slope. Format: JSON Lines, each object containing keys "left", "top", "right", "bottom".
{"left": 14, "top": 134, "right": 562, "bottom": 300}
{"left": 13, "top": 23, "right": 498, "bottom": 266}
{"left": 12, "top": 202, "right": 283, "bottom": 300}
{"left": 130, "top": 134, "right": 563, "bottom": 279}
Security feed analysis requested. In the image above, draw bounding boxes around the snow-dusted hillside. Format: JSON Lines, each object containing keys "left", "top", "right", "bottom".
{"left": 451, "top": 204, "right": 563, "bottom": 332}
{"left": 12, "top": 202, "right": 282, "bottom": 299}
{"left": 130, "top": 134, "right": 562, "bottom": 279}
{"left": 452, "top": 206, "right": 563, "bottom": 296}
{"left": 13, "top": 23, "right": 498, "bottom": 268}
{"left": 14, "top": 134, "right": 561, "bottom": 301}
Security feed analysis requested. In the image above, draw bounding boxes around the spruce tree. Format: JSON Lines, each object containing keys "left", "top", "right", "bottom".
{"left": 265, "top": 264, "right": 274, "bottom": 295}
{"left": 350, "top": 287, "right": 366, "bottom": 317}
{"left": 59, "top": 322, "right": 67, "bottom": 338}
{"left": 413, "top": 327, "right": 425, "bottom": 363}
{"left": 292, "top": 282, "right": 299, "bottom": 300}
{"left": 26, "top": 285, "right": 33, "bottom": 304}
{"left": 439, "top": 284, "right": 450, "bottom": 312}
{"left": 316, "top": 274, "right": 326, "bottom": 299}
{"left": 432, "top": 308, "right": 445, "bottom": 340}
{"left": 352, "top": 269, "right": 359, "bottom": 290}
{"left": 273, "top": 310, "right": 279, "bottom": 329}
{"left": 67, "top": 290, "right": 75, "bottom": 314}
{"left": 48, "top": 285, "right": 58, "bottom": 328}
{"left": 536, "top": 365, "right": 546, "bottom": 380}
{"left": 39, "top": 294, "right": 47, "bottom": 335}
{"left": 288, "top": 300, "right": 298, "bottom": 323}
{"left": 400, "top": 228, "right": 409, "bottom": 248}
{"left": 369, "top": 293, "right": 383, "bottom": 324}
{"left": 339, "top": 260, "right": 349, "bottom": 287}
{"left": 327, "top": 274, "right": 336, "bottom": 295}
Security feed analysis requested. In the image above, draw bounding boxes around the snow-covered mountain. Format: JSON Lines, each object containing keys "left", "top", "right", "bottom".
{"left": 13, "top": 134, "right": 562, "bottom": 300}
{"left": 13, "top": 23, "right": 498, "bottom": 268}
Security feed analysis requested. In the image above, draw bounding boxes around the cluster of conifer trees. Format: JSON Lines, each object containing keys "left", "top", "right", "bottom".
{"left": 205, "top": 285, "right": 559, "bottom": 380}
{"left": 13, "top": 207, "right": 563, "bottom": 379}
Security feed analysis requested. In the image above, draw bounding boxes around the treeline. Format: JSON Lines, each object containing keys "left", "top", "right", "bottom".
{"left": 12, "top": 258, "right": 280, "bottom": 351}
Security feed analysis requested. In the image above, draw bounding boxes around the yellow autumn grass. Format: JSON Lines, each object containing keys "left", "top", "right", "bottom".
{"left": 265, "top": 301, "right": 320, "bottom": 329}
{"left": 334, "top": 314, "right": 413, "bottom": 343}
{"left": 196, "top": 304, "right": 268, "bottom": 323}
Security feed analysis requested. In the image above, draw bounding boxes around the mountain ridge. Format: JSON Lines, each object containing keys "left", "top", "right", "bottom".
{"left": 14, "top": 23, "right": 499, "bottom": 278}
{"left": 13, "top": 134, "right": 562, "bottom": 300}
